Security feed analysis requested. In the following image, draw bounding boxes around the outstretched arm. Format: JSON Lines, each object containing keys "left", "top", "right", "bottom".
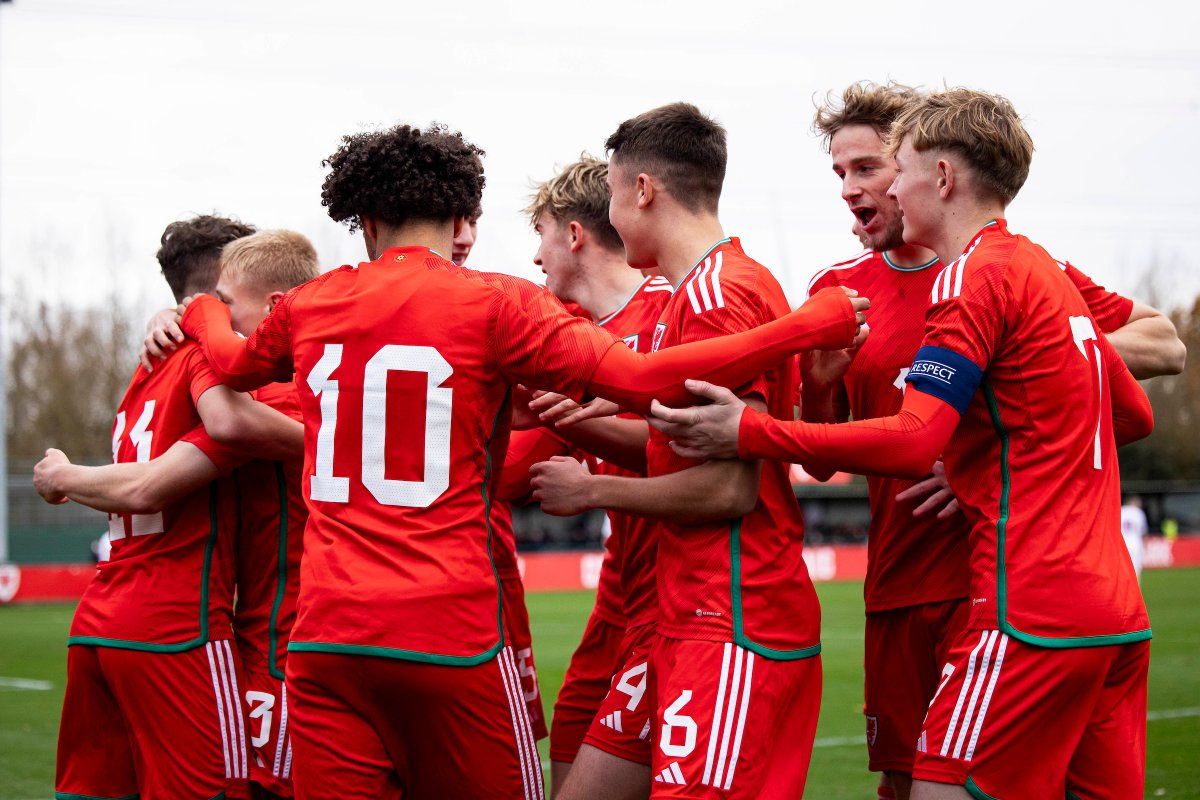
{"left": 586, "top": 287, "right": 867, "bottom": 414}
{"left": 33, "top": 443, "right": 222, "bottom": 514}
{"left": 650, "top": 380, "right": 961, "bottom": 481}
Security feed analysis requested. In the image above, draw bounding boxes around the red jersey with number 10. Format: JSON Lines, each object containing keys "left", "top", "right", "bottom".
{"left": 649, "top": 238, "right": 821, "bottom": 659}
{"left": 912, "top": 221, "right": 1149, "bottom": 646}
{"left": 69, "top": 343, "right": 239, "bottom": 651}
{"left": 236, "top": 247, "right": 622, "bottom": 665}
{"left": 594, "top": 275, "right": 673, "bottom": 628}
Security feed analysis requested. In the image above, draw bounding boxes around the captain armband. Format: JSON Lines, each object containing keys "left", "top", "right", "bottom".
{"left": 904, "top": 346, "right": 983, "bottom": 415}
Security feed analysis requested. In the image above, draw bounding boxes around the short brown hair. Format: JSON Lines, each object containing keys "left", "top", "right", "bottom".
{"left": 886, "top": 88, "right": 1034, "bottom": 204}
{"left": 220, "top": 229, "right": 320, "bottom": 293}
{"left": 812, "top": 81, "right": 921, "bottom": 152}
{"left": 157, "top": 214, "right": 256, "bottom": 303}
{"left": 524, "top": 156, "right": 623, "bottom": 253}
{"left": 605, "top": 102, "right": 726, "bottom": 213}
{"left": 321, "top": 123, "right": 485, "bottom": 233}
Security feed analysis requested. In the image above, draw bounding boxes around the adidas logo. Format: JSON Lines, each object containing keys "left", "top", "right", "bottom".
{"left": 654, "top": 762, "right": 686, "bottom": 785}
{"left": 600, "top": 710, "right": 623, "bottom": 733}
{"left": 639, "top": 720, "right": 651, "bottom": 741}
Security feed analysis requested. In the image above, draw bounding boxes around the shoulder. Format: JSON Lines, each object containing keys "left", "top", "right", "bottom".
{"left": 806, "top": 250, "right": 876, "bottom": 298}
{"left": 678, "top": 243, "right": 778, "bottom": 318}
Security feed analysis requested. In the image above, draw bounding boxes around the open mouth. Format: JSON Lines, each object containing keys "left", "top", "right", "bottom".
{"left": 853, "top": 207, "right": 877, "bottom": 227}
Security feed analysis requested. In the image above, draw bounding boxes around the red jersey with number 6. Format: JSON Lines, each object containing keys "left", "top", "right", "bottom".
{"left": 69, "top": 343, "right": 240, "bottom": 651}
{"left": 231, "top": 247, "right": 623, "bottom": 665}
{"left": 649, "top": 238, "right": 821, "bottom": 659}
{"left": 906, "top": 220, "right": 1149, "bottom": 646}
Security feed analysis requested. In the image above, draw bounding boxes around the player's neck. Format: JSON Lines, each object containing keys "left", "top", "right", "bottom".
{"left": 581, "top": 254, "right": 648, "bottom": 322}
{"left": 931, "top": 204, "right": 1005, "bottom": 266}
{"left": 652, "top": 213, "right": 727, "bottom": 287}
{"left": 883, "top": 242, "right": 939, "bottom": 268}
{"left": 370, "top": 219, "right": 455, "bottom": 262}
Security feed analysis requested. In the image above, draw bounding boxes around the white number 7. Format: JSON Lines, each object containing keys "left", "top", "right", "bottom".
{"left": 1069, "top": 316, "right": 1103, "bottom": 470}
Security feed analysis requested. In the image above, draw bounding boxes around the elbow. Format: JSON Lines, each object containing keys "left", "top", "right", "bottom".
{"left": 890, "top": 445, "right": 941, "bottom": 481}
{"left": 125, "top": 479, "right": 167, "bottom": 515}
{"left": 1163, "top": 340, "right": 1187, "bottom": 376}
{"left": 203, "top": 415, "right": 240, "bottom": 445}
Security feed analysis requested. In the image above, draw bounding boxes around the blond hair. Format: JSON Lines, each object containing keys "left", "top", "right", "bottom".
{"left": 886, "top": 88, "right": 1034, "bottom": 204}
{"left": 812, "top": 81, "right": 921, "bottom": 152}
{"left": 220, "top": 229, "right": 319, "bottom": 292}
{"left": 524, "top": 155, "right": 623, "bottom": 252}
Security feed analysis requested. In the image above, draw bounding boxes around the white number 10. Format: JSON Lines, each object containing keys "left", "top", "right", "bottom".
{"left": 304, "top": 343, "right": 454, "bottom": 508}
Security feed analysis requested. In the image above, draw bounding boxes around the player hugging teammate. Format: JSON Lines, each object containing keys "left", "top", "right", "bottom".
{"left": 35, "top": 84, "right": 1182, "bottom": 800}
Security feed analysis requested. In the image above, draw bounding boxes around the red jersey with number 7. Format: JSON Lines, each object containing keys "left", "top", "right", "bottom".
{"left": 224, "top": 246, "right": 622, "bottom": 665}
{"left": 905, "top": 220, "right": 1149, "bottom": 646}
{"left": 68, "top": 343, "right": 241, "bottom": 651}
{"left": 648, "top": 238, "right": 821, "bottom": 659}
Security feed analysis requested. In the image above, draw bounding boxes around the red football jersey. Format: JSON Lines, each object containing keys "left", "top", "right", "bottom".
{"left": 648, "top": 238, "right": 821, "bottom": 658}
{"left": 236, "top": 246, "right": 621, "bottom": 664}
{"left": 68, "top": 344, "right": 240, "bottom": 650}
{"left": 907, "top": 220, "right": 1149, "bottom": 645}
{"left": 807, "top": 251, "right": 970, "bottom": 612}
{"left": 232, "top": 380, "right": 306, "bottom": 677}
{"left": 594, "top": 275, "right": 673, "bottom": 628}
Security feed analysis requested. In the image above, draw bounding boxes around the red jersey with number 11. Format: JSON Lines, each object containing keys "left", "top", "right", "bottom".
{"left": 69, "top": 343, "right": 239, "bottom": 651}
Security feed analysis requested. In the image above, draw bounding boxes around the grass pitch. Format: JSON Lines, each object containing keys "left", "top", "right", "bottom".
{"left": 1, "top": 571, "right": 1197, "bottom": 798}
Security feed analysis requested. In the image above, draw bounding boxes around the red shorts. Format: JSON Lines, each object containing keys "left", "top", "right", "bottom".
{"left": 914, "top": 629, "right": 1149, "bottom": 798}
{"left": 864, "top": 597, "right": 968, "bottom": 773}
{"left": 242, "top": 667, "right": 294, "bottom": 797}
{"left": 582, "top": 622, "right": 656, "bottom": 764}
{"left": 502, "top": 572, "right": 548, "bottom": 740}
{"left": 650, "top": 637, "right": 821, "bottom": 798}
{"left": 549, "top": 605, "right": 627, "bottom": 763}
{"left": 286, "top": 647, "right": 543, "bottom": 800}
{"left": 56, "top": 640, "right": 251, "bottom": 800}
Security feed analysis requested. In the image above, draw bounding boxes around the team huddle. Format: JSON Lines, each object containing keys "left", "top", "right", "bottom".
{"left": 33, "top": 82, "right": 1185, "bottom": 800}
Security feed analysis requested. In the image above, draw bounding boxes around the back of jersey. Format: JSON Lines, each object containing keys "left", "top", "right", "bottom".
{"left": 915, "top": 221, "right": 1149, "bottom": 646}
{"left": 282, "top": 246, "right": 615, "bottom": 664}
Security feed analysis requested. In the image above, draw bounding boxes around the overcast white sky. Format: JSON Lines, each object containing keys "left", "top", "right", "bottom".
{"left": 3, "top": 0, "right": 1199, "bottom": 320}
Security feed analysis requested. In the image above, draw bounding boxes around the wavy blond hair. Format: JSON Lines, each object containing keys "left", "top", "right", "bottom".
{"left": 812, "top": 81, "right": 921, "bottom": 152}
{"left": 524, "top": 155, "right": 623, "bottom": 252}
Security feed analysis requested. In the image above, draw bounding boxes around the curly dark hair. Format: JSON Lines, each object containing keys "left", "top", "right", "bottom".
{"left": 320, "top": 124, "right": 486, "bottom": 233}
{"left": 156, "top": 214, "right": 256, "bottom": 302}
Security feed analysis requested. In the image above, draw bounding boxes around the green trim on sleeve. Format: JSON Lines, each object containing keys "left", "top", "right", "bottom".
{"left": 67, "top": 481, "right": 221, "bottom": 653}
{"left": 965, "top": 776, "right": 1000, "bottom": 800}
{"left": 982, "top": 381, "right": 1151, "bottom": 649}
{"left": 729, "top": 520, "right": 822, "bottom": 661}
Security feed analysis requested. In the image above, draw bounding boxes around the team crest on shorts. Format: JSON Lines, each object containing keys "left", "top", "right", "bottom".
{"left": 652, "top": 322, "right": 668, "bottom": 352}
{"left": 865, "top": 715, "right": 879, "bottom": 748}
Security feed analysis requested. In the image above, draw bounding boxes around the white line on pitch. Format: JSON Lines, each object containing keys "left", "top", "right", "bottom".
{"left": 0, "top": 676, "right": 53, "bottom": 691}
{"left": 1148, "top": 707, "right": 1200, "bottom": 721}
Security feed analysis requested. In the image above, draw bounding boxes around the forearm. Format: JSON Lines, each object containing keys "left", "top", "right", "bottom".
{"left": 584, "top": 459, "right": 759, "bottom": 524}
{"left": 42, "top": 447, "right": 219, "bottom": 514}
{"left": 181, "top": 296, "right": 280, "bottom": 391}
{"left": 739, "top": 389, "right": 959, "bottom": 479}
{"left": 587, "top": 288, "right": 857, "bottom": 414}
{"left": 551, "top": 417, "right": 649, "bottom": 474}
{"left": 797, "top": 379, "right": 847, "bottom": 482}
{"left": 197, "top": 386, "right": 304, "bottom": 461}
{"left": 1107, "top": 315, "right": 1186, "bottom": 379}
{"left": 1110, "top": 365, "right": 1154, "bottom": 446}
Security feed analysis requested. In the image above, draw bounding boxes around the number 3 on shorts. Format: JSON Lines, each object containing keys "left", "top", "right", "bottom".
{"left": 660, "top": 690, "right": 697, "bottom": 758}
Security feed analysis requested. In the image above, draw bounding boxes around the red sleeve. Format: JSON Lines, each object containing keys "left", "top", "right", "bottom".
{"left": 674, "top": 274, "right": 773, "bottom": 401}
{"left": 587, "top": 286, "right": 859, "bottom": 415}
{"left": 1101, "top": 335, "right": 1153, "bottom": 446}
{"left": 179, "top": 425, "right": 249, "bottom": 476}
{"left": 920, "top": 256, "right": 1008, "bottom": 372}
{"left": 738, "top": 388, "right": 960, "bottom": 479}
{"left": 491, "top": 280, "right": 621, "bottom": 402}
{"left": 1061, "top": 261, "right": 1134, "bottom": 334}
{"left": 180, "top": 293, "right": 294, "bottom": 390}
{"left": 181, "top": 344, "right": 223, "bottom": 406}
{"left": 495, "top": 429, "right": 571, "bottom": 502}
